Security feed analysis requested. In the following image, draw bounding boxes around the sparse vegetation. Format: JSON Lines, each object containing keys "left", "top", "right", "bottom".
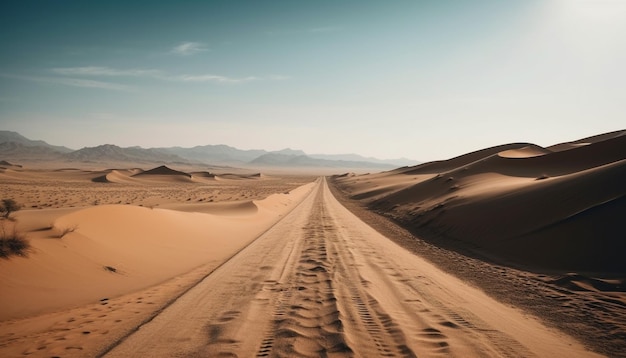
{"left": 0, "top": 198, "right": 21, "bottom": 219}
{"left": 0, "top": 223, "right": 29, "bottom": 258}
{"left": 56, "top": 225, "right": 79, "bottom": 238}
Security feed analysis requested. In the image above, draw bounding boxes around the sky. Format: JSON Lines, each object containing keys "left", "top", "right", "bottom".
{"left": 1, "top": 0, "right": 625, "bottom": 161}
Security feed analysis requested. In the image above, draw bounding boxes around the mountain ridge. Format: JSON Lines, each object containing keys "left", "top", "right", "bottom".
{"left": 0, "top": 130, "right": 419, "bottom": 169}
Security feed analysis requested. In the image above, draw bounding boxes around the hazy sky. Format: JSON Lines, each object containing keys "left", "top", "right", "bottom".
{"left": 1, "top": 0, "right": 624, "bottom": 161}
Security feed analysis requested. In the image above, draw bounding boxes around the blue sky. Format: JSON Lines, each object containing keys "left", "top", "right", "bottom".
{"left": 1, "top": 0, "right": 625, "bottom": 161}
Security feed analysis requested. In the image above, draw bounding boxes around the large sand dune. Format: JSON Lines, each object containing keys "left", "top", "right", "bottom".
{"left": 335, "top": 130, "right": 626, "bottom": 273}
{"left": 331, "top": 130, "right": 626, "bottom": 356}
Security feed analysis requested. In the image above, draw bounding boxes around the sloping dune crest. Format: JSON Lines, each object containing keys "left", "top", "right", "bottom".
{"left": 0, "top": 182, "right": 315, "bottom": 320}
{"left": 92, "top": 166, "right": 220, "bottom": 184}
{"left": 548, "top": 129, "right": 625, "bottom": 152}
{"left": 131, "top": 165, "right": 195, "bottom": 183}
{"left": 92, "top": 169, "right": 143, "bottom": 183}
{"left": 215, "top": 173, "right": 263, "bottom": 180}
{"left": 335, "top": 130, "right": 626, "bottom": 273}
{"left": 498, "top": 144, "right": 552, "bottom": 158}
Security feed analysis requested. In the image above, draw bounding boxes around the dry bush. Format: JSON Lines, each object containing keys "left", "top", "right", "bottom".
{"left": 0, "top": 198, "right": 21, "bottom": 219}
{"left": 56, "top": 225, "right": 79, "bottom": 238}
{"left": 0, "top": 223, "right": 29, "bottom": 258}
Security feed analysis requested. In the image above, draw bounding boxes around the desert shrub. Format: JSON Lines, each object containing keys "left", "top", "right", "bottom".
{"left": 0, "top": 198, "right": 21, "bottom": 219}
{"left": 0, "top": 224, "right": 29, "bottom": 258}
{"left": 56, "top": 225, "right": 78, "bottom": 238}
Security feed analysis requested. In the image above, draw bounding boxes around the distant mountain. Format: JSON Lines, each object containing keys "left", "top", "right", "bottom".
{"left": 271, "top": 148, "right": 307, "bottom": 156}
{"left": 0, "top": 130, "right": 73, "bottom": 153}
{"left": 250, "top": 153, "right": 301, "bottom": 166}
{"left": 64, "top": 144, "right": 192, "bottom": 164}
{"left": 0, "top": 142, "right": 66, "bottom": 161}
{"left": 0, "top": 131, "right": 418, "bottom": 170}
{"left": 250, "top": 152, "right": 395, "bottom": 169}
{"left": 156, "top": 145, "right": 400, "bottom": 169}
{"left": 156, "top": 146, "right": 407, "bottom": 169}
{"left": 154, "top": 144, "right": 266, "bottom": 164}
{"left": 310, "top": 153, "right": 419, "bottom": 167}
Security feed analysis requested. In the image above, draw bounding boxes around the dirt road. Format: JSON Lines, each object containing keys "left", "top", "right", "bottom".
{"left": 103, "top": 178, "right": 599, "bottom": 357}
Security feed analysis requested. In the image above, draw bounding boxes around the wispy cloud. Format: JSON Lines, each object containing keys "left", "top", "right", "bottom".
{"left": 171, "top": 41, "right": 209, "bottom": 56}
{"left": 49, "top": 66, "right": 289, "bottom": 85}
{"left": 48, "top": 77, "right": 131, "bottom": 91}
{"left": 173, "top": 74, "right": 291, "bottom": 83}
{"left": 52, "top": 66, "right": 162, "bottom": 77}
{"left": 1, "top": 73, "right": 131, "bottom": 91}
{"left": 174, "top": 74, "right": 259, "bottom": 84}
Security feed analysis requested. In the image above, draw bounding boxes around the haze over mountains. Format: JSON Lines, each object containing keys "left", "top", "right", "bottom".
{"left": 0, "top": 131, "right": 418, "bottom": 169}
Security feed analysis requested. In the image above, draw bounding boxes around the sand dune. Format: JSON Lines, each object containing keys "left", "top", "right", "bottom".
{"left": 548, "top": 129, "right": 625, "bottom": 152}
{"left": 331, "top": 130, "right": 626, "bottom": 356}
{"left": 130, "top": 165, "right": 195, "bottom": 183}
{"left": 92, "top": 169, "right": 142, "bottom": 183}
{"left": 90, "top": 166, "right": 266, "bottom": 184}
{"left": 0, "top": 160, "right": 22, "bottom": 169}
{"left": 216, "top": 172, "right": 263, "bottom": 180}
{"left": 160, "top": 200, "right": 260, "bottom": 216}
{"left": 0, "top": 182, "right": 315, "bottom": 321}
{"left": 132, "top": 165, "right": 191, "bottom": 177}
{"left": 334, "top": 130, "right": 626, "bottom": 273}
{"left": 498, "top": 144, "right": 552, "bottom": 158}
{"left": 189, "top": 170, "right": 216, "bottom": 178}
{"left": 402, "top": 142, "right": 533, "bottom": 175}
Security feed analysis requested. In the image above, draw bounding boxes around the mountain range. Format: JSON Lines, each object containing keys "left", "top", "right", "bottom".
{"left": 0, "top": 131, "right": 419, "bottom": 169}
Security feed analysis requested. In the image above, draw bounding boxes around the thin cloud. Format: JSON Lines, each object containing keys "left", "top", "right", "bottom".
{"left": 49, "top": 66, "right": 289, "bottom": 84}
{"left": 175, "top": 74, "right": 259, "bottom": 84}
{"left": 174, "top": 74, "right": 290, "bottom": 83}
{"left": 171, "top": 41, "right": 209, "bottom": 56}
{"left": 1, "top": 73, "right": 131, "bottom": 91}
{"left": 52, "top": 66, "right": 162, "bottom": 77}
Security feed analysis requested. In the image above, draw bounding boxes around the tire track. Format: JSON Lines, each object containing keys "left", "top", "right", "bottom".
{"left": 104, "top": 177, "right": 599, "bottom": 358}
{"left": 255, "top": 187, "right": 352, "bottom": 357}
{"left": 321, "top": 178, "right": 536, "bottom": 357}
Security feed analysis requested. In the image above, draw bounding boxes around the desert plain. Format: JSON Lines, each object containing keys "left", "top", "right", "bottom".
{"left": 0, "top": 130, "right": 625, "bottom": 357}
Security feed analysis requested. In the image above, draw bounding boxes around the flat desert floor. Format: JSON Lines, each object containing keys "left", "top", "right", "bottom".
{"left": 0, "top": 163, "right": 621, "bottom": 357}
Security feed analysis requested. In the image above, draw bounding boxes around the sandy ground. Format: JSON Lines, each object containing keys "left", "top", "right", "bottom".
{"left": 0, "top": 167, "right": 315, "bottom": 357}
{"left": 331, "top": 130, "right": 626, "bottom": 357}
{"left": 103, "top": 178, "right": 597, "bottom": 357}
{"left": 0, "top": 172, "right": 601, "bottom": 357}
